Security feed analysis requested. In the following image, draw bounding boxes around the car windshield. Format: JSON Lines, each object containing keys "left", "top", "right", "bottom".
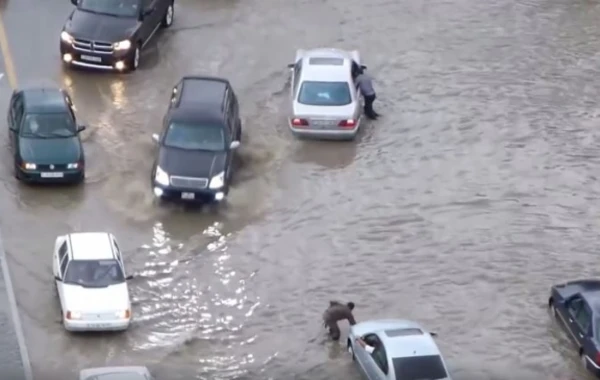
{"left": 77, "top": 0, "right": 139, "bottom": 18}
{"left": 297, "top": 81, "right": 352, "bottom": 106}
{"left": 64, "top": 259, "right": 125, "bottom": 287}
{"left": 392, "top": 355, "right": 448, "bottom": 380}
{"left": 163, "top": 122, "right": 225, "bottom": 151}
{"left": 21, "top": 113, "right": 77, "bottom": 138}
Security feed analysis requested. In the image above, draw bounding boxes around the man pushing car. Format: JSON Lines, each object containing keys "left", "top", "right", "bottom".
{"left": 323, "top": 300, "right": 357, "bottom": 341}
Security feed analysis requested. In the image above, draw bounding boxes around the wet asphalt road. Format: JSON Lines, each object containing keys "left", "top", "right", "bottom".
{"left": 3, "top": 0, "right": 600, "bottom": 379}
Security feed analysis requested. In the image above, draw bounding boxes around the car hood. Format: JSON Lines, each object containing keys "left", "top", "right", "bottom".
{"left": 158, "top": 146, "right": 226, "bottom": 178}
{"left": 62, "top": 282, "right": 130, "bottom": 313}
{"left": 19, "top": 137, "right": 81, "bottom": 165}
{"left": 292, "top": 101, "right": 356, "bottom": 119}
{"left": 65, "top": 9, "right": 138, "bottom": 42}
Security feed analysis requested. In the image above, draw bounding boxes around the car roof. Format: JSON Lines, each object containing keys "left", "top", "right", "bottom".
{"left": 68, "top": 232, "right": 115, "bottom": 260}
{"left": 357, "top": 319, "right": 442, "bottom": 358}
{"left": 20, "top": 87, "right": 68, "bottom": 113}
{"left": 167, "top": 106, "right": 226, "bottom": 126}
{"left": 176, "top": 76, "right": 229, "bottom": 109}
{"left": 300, "top": 52, "right": 352, "bottom": 83}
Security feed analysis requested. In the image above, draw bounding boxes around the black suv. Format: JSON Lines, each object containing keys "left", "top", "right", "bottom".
{"left": 150, "top": 76, "right": 242, "bottom": 204}
{"left": 8, "top": 87, "right": 86, "bottom": 184}
{"left": 59, "top": 0, "right": 174, "bottom": 72}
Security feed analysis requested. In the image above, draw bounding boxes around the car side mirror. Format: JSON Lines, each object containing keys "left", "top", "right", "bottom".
{"left": 125, "top": 274, "right": 134, "bottom": 280}
{"left": 70, "top": 0, "right": 77, "bottom": 5}
{"left": 9, "top": 125, "right": 17, "bottom": 131}
{"left": 152, "top": 134, "right": 159, "bottom": 143}
{"left": 287, "top": 63, "right": 294, "bottom": 69}
{"left": 360, "top": 65, "right": 367, "bottom": 70}
{"left": 430, "top": 332, "right": 438, "bottom": 337}
{"left": 77, "top": 125, "right": 86, "bottom": 133}
{"left": 54, "top": 275, "right": 62, "bottom": 281}
{"left": 229, "top": 141, "right": 240, "bottom": 150}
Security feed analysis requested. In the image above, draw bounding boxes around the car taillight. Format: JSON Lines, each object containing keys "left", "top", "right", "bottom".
{"left": 595, "top": 352, "right": 600, "bottom": 365}
{"left": 291, "top": 118, "right": 309, "bottom": 127}
{"left": 338, "top": 119, "right": 356, "bottom": 128}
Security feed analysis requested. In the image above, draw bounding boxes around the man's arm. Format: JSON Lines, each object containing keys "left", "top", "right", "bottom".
{"left": 355, "top": 338, "right": 375, "bottom": 354}
{"left": 347, "top": 312, "right": 357, "bottom": 326}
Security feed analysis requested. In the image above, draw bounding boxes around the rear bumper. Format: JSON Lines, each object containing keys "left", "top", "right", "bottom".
{"left": 64, "top": 318, "right": 130, "bottom": 332}
{"left": 289, "top": 125, "right": 359, "bottom": 140}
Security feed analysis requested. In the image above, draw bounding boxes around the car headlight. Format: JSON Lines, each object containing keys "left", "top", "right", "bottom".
{"left": 60, "top": 31, "right": 73, "bottom": 44}
{"left": 209, "top": 171, "right": 225, "bottom": 189}
{"left": 113, "top": 39, "right": 131, "bottom": 51}
{"left": 66, "top": 310, "right": 82, "bottom": 320}
{"left": 155, "top": 166, "right": 169, "bottom": 186}
{"left": 22, "top": 162, "right": 36, "bottom": 170}
{"left": 115, "top": 309, "right": 131, "bottom": 319}
{"left": 67, "top": 163, "right": 79, "bottom": 169}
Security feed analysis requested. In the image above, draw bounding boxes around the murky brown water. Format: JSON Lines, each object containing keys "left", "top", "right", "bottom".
{"left": 2, "top": 0, "right": 600, "bottom": 378}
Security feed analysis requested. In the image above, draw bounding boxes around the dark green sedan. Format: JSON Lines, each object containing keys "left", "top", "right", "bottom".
{"left": 8, "top": 87, "right": 86, "bottom": 184}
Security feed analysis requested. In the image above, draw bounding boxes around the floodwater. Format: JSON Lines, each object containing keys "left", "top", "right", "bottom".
{"left": 1, "top": 0, "right": 600, "bottom": 379}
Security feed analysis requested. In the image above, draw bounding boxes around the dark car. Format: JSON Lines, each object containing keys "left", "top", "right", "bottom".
{"left": 150, "top": 76, "right": 242, "bottom": 203}
{"left": 59, "top": 0, "right": 174, "bottom": 72}
{"left": 549, "top": 279, "right": 600, "bottom": 377}
{"left": 8, "top": 87, "right": 86, "bottom": 184}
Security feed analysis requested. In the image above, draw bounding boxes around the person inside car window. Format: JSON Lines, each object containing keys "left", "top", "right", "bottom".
{"left": 356, "top": 336, "right": 377, "bottom": 353}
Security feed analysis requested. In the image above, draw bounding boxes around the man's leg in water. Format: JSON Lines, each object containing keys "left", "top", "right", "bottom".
{"left": 327, "top": 321, "right": 341, "bottom": 341}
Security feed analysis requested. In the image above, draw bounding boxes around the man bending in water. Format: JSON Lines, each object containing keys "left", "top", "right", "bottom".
{"left": 323, "top": 300, "right": 356, "bottom": 341}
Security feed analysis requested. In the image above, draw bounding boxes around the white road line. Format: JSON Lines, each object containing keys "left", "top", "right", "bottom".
{"left": 0, "top": 233, "right": 33, "bottom": 380}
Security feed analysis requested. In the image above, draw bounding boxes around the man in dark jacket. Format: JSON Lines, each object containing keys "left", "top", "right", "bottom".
{"left": 355, "top": 68, "right": 379, "bottom": 120}
{"left": 323, "top": 300, "right": 356, "bottom": 341}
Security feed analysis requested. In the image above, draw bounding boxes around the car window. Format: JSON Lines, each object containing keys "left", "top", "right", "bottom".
{"left": 392, "top": 355, "right": 448, "bottom": 380}
{"left": 63, "top": 259, "right": 125, "bottom": 287}
{"left": 293, "top": 62, "right": 302, "bottom": 92}
{"left": 58, "top": 242, "right": 68, "bottom": 262}
{"left": 569, "top": 297, "right": 584, "bottom": 316}
{"left": 576, "top": 303, "right": 592, "bottom": 332}
{"left": 77, "top": 0, "right": 139, "bottom": 18}
{"left": 60, "top": 254, "right": 69, "bottom": 276}
{"left": 13, "top": 97, "right": 24, "bottom": 127}
{"left": 21, "top": 113, "right": 77, "bottom": 138}
{"left": 163, "top": 122, "right": 225, "bottom": 151}
{"left": 297, "top": 81, "right": 352, "bottom": 106}
{"left": 372, "top": 344, "right": 388, "bottom": 374}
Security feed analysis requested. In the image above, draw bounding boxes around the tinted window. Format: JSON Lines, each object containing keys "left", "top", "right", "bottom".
{"left": 64, "top": 260, "right": 125, "bottom": 287}
{"left": 78, "top": 0, "right": 139, "bottom": 17}
{"left": 298, "top": 81, "right": 351, "bottom": 106}
{"left": 163, "top": 122, "right": 225, "bottom": 151}
{"left": 60, "top": 255, "right": 69, "bottom": 276}
{"left": 58, "top": 243, "right": 68, "bottom": 262}
{"left": 21, "top": 113, "right": 76, "bottom": 138}
{"left": 392, "top": 355, "right": 448, "bottom": 380}
{"left": 577, "top": 304, "right": 592, "bottom": 332}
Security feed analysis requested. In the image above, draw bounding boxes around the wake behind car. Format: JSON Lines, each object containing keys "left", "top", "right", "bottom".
{"left": 80, "top": 366, "right": 154, "bottom": 380}
{"left": 151, "top": 76, "right": 242, "bottom": 204}
{"left": 53, "top": 232, "right": 134, "bottom": 332}
{"left": 549, "top": 279, "right": 600, "bottom": 377}
{"left": 59, "top": 0, "right": 174, "bottom": 72}
{"left": 347, "top": 319, "right": 451, "bottom": 380}
{"left": 287, "top": 48, "right": 365, "bottom": 140}
{"left": 8, "top": 87, "right": 86, "bottom": 184}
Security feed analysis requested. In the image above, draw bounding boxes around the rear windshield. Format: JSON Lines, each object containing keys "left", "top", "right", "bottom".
{"left": 298, "top": 81, "right": 352, "bottom": 106}
{"left": 392, "top": 355, "right": 448, "bottom": 380}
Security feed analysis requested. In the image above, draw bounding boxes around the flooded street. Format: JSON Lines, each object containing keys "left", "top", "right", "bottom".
{"left": 2, "top": 0, "right": 600, "bottom": 378}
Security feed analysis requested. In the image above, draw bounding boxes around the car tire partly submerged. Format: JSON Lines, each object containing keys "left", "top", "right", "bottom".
{"left": 347, "top": 340, "right": 355, "bottom": 361}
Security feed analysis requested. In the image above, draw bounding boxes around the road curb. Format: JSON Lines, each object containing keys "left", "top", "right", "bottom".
{"left": 0, "top": 232, "right": 33, "bottom": 380}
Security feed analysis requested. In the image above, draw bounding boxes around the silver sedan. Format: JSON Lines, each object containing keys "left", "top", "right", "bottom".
{"left": 79, "top": 366, "right": 154, "bottom": 380}
{"left": 287, "top": 48, "right": 365, "bottom": 140}
{"left": 347, "top": 319, "right": 452, "bottom": 380}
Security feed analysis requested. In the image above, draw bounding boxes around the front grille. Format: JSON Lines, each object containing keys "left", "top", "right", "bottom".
{"left": 72, "top": 38, "right": 114, "bottom": 54}
{"left": 83, "top": 312, "right": 114, "bottom": 320}
{"left": 37, "top": 164, "right": 67, "bottom": 171}
{"left": 169, "top": 176, "right": 208, "bottom": 189}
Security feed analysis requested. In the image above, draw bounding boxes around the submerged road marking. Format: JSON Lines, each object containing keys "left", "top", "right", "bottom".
{"left": 0, "top": 8, "right": 31, "bottom": 380}
{"left": 0, "top": 10, "right": 17, "bottom": 89}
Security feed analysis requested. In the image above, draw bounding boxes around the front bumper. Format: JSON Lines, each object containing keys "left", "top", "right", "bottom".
{"left": 60, "top": 41, "right": 131, "bottom": 71}
{"left": 64, "top": 318, "right": 130, "bottom": 332}
{"left": 17, "top": 167, "right": 84, "bottom": 184}
{"left": 152, "top": 181, "right": 226, "bottom": 203}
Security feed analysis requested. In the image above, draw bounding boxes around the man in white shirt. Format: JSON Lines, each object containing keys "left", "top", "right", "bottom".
{"left": 355, "top": 336, "right": 377, "bottom": 354}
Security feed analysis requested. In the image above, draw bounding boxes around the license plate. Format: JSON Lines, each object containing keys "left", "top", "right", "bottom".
{"left": 88, "top": 323, "right": 110, "bottom": 328}
{"left": 181, "top": 192, "right": 195, "bottom": 200}
{"left": 312, "top": 120, "right": 331, "bottom": 129}
{"left": 41, "top": 172, "right": 64, "bottom": 178}
{"left": 80, "top": 54, "right": 102, "bottom": 63}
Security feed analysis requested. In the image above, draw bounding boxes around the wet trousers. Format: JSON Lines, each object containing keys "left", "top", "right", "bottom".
{"left": 325, "top": 320, "right": 341, "bottom": 341}
{"left": 364, "top": 94, "right": 378, "bottom": 119}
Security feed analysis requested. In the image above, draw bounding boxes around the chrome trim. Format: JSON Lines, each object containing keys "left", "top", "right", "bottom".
{"left": 169, "top": 176, "right": 208, "bottom": 189}
{"left": 70, "top": 60, "right": 115, "bottom": 70}
{"left": 142, "top": 23, "right": 161, "bottom": 48}
{"left": 72, "top": 38, "right": 114, "bottom": 54}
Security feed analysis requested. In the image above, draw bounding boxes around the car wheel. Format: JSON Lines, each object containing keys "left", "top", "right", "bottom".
{"left": 581, "top": 350, "right": 588, "bottom": 369}
{"left": 347, "top": 341, "right": 355, "bottom": 361}
{"left": 129, "top": 43, "right": 141, "bottom": 72}
{"left": 236, "top": 122, "right": 242, "bottom": 141}
{"left": 162, "top": 2, "right": 174, "bottom": 27}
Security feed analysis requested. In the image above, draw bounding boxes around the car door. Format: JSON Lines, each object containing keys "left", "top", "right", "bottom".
{"left": 140, "top": 0, "right": 162, "bottom": 46}
{"left": 56, "top": 243, "right": 71, "bottom": 311}
{"left": 291, "top": 61, "right": 302, "bottom": 99}
{"left": 53, "top": 236, "right": 68, "bottom": 277}
{"left": 356, "top": 334, "right": 389, "bottom": 380}
{"left": 370, "top": 337, "right": 390, "bottom": 380}
{"left": 562, "top": 296, "right": 585, "bottom": 345}
{"left": 572, "top": 300, "right": 593, "bottom": 348}
{"left": 9, "top": 93, "right": 23, "bottom": 152}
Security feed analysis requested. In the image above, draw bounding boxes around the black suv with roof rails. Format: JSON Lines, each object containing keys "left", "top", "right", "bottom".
{"left": 150, "top": 76, "right": 242, "bottom": 204}
{"left": 59, "top": 0, "right": 174, "bottom": 72}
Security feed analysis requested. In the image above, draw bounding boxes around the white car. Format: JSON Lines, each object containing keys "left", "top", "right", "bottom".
{"left": 52, "top": 232, "right": 133, "bottom": 332}
{"left": 80, "top": 366, "right": 153, "bottom": 380}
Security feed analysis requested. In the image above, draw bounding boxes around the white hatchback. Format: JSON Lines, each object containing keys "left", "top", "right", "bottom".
{"left": 52, "top": 232, "right": 134, "bottom": 332}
